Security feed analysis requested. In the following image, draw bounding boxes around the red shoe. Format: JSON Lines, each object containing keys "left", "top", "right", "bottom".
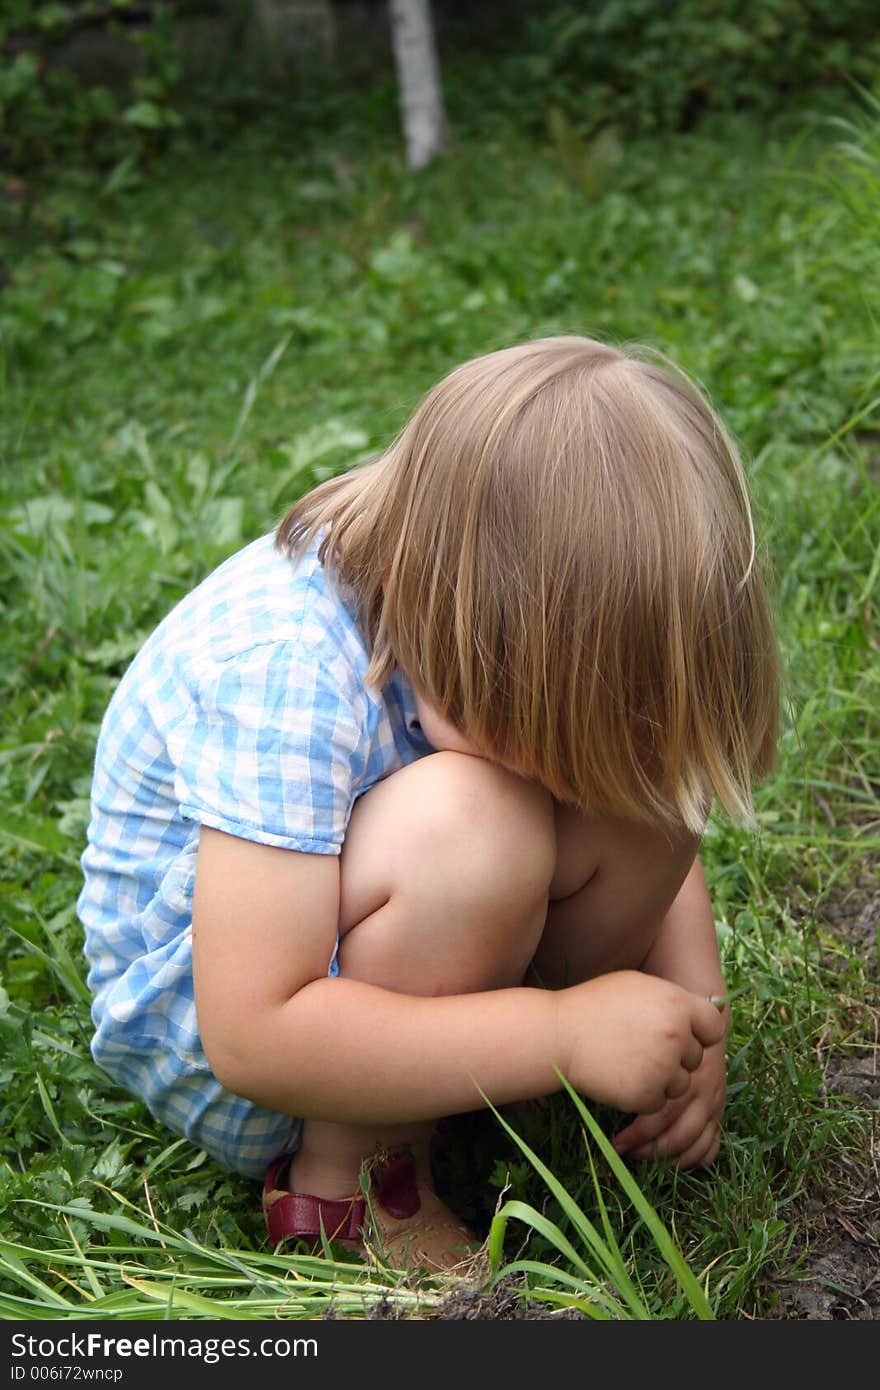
{"left": 262, "top": 1148, "right": 480, "bottom": 1274}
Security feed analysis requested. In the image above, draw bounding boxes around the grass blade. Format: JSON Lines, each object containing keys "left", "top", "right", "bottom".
{"left": 482, "top": 1094, "right": 651, "bottom": 1317}
{"left": 556, "top": 1073, "right": 716, "bottom": 1319}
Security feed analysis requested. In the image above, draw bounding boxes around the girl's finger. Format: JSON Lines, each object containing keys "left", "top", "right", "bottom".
{"left": 664, "top": 1068, "right": 691, "bottom": 1101}
{"left": 613, "top": 1100, "right": 679, "bottom": 1153}
{"left": 675, "top": 1120, "right": 720, "bottom": 1170}
{"left": 626, "top": 1104, "right": 712, "bottom": 1162}
{"left": 613, "top": 1101, "right": 676, "bottom": 1148}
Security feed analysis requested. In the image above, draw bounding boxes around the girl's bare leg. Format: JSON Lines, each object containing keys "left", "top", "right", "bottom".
{"left": 289, "top": 751, "right": 556, "bottom": 1199}
{"left": 532, "top": 805, "right": 703, "bottom": 987}
{"left": 533, "top": 804, "right": 727, "bottom": 1168}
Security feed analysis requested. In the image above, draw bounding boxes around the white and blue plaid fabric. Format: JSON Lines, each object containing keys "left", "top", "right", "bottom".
{"left": 78, "top": 531, "right": 433, "bottom": 1178}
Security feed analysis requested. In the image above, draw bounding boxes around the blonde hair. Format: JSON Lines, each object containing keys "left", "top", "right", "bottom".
{"left": 277, "top": 336, "right": 779, "bottom": 834}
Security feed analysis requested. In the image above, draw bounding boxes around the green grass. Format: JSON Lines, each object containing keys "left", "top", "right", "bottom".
{"left": 1, "top": 85, "right": 878, "bottom": 1319}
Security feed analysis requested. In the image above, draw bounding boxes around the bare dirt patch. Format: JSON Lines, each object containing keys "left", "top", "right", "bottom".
{"left": 335, "top": 1277, "right": 587, "bottom": 1320}
{"left": 770, "top": 1146, "right": 880, "bottom": 1319}
{"left": 771, "top": 871, "right": 880, "bottom": 1319}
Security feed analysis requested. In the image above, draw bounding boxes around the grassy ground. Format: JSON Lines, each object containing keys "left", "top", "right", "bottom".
{"left": 1, "top": 84, "right": 878, "bottom": 1319}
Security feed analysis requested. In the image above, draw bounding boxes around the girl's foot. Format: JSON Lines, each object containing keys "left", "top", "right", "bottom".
{"left": 262, "top": 1146, "right": 480, "bottom": 1274}
{"left": 363, "top": 1147, "right": 479, "bottom": 1272}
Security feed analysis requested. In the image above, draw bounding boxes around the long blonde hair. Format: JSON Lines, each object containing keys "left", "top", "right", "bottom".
{"left": 277, "top": 336, "right": 779, "bottom": 833}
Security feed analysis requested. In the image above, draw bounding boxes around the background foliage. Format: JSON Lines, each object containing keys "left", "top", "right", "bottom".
{"left": 506, "top": 0, "right": 880, "bottom": 134}
{"left": 3, "top": 0, "right": 880, "bottom": 172}
{"left": 1, "top": 0, "right": 186, "bottom": 171}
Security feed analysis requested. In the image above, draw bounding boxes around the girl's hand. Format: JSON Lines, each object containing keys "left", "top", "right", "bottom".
{"left": 610, "top": 1037, "right": 727, "bottom": 1168}
{"left": 558, "top": 971, "right": 727, "bottom": 1118}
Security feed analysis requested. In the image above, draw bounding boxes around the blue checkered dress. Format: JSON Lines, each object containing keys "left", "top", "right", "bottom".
{"left": 78, "top": 532, "right": 433, "bottom": 1177}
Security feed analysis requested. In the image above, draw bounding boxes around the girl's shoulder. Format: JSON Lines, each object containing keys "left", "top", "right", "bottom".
{"left": 106, "top": 532, "right": 375, "bottom": 735}
{"left": 149, "top": 531, "right": 368, "bottom": 674}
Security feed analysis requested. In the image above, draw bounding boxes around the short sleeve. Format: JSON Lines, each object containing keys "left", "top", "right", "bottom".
{"left": 168, "top": 641, "right": 365, "bottom": 853}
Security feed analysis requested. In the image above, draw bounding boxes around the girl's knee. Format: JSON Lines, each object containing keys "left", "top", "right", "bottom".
{"left": 416, "top": 751, "right": 556, "bottom": 891}
{"left": 339, "top": 751, "right": 556, "bottom": 933}
{"left": 338, "top": 752, "right": 555, "bottom": 993}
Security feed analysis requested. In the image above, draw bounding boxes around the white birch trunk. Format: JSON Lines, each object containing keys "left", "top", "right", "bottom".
{"left": 388, "top": 0, "right": 448, "bottom": 170}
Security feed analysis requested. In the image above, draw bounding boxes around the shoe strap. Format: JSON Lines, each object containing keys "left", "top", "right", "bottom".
{"left": 370, "top": 1150, "right": 421, "bottom": 1219}
{"left": 264, "top": 1188, "right": 366, "bottom": 1246}
{"left": 262, "top": 1147, "right": 421, "bottom": 1246}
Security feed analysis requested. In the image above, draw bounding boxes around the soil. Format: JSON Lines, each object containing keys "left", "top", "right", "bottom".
{"left": 330, "top": 1276, "right": 588, "bottom": 1321}
{"left": 768, "top": 874, "right": 880, "bottom": 1319}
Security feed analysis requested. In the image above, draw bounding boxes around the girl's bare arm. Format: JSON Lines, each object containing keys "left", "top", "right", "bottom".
{"left": 192, "top": 826, "right": 562, "bottom": 1124}
{"left": 192, "top": 827, "right": 726, "bottom": 1124}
